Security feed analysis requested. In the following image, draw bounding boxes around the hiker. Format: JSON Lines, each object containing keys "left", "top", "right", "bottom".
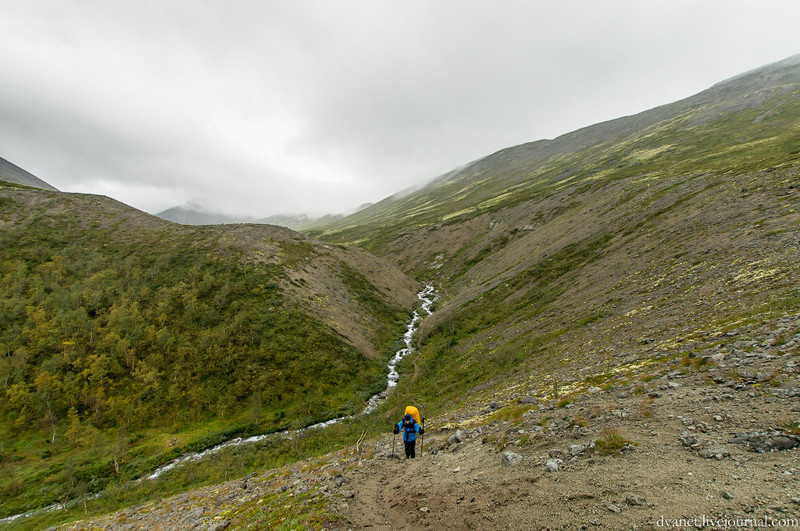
{"left": 394, "top": 413, "right": 424, "bottom": 458}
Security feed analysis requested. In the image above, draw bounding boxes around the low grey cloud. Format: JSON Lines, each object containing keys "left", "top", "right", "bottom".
{"left": 1, "top": 0, "right": 799, "bottom": 217}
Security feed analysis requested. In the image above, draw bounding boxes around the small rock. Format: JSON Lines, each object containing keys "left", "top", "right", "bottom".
{"left": 626, "top": 495, "right": 646, "bottom": 506}
{"left": 545, "top": 459, "right": 562, "bottom": 472}
{"left": 341, "top": 490, "right": 355, "bottom": 499}
{"left": 208, "top": 520, "right": 231, "bottom": 531}
{"left": 699, "top": 444, "right": 730, "bottom": 460}
{"left": 722, "top": 491, "right": 735, "bottom": 500}
{"left": 588, "top": 386, "right": 602, "bottom": 394}
{"left": 447, "top": 430, "right": 466, "bottom": 445}
{"left": 519, "top": 396, "right": 536, "bottom": 404}
{"left": 501, "top": 451, "right": 524, "bottom": 467}
{"left": 569, "top": 440, "right": 595, "bottom": 457}
{"left": 679, "top": 431, "right": 701, "bottom": 448}
{"left": 605, "top": 503, "right": 622, "bottom": 513}
{"left": 419, "top": 506, "right": 430, "bottom": 513}
{"left": 571, "top": 426, "right": 590, "bottom": 439}
{"left": 549, "top": 448, "right": 564, "bottom": 458}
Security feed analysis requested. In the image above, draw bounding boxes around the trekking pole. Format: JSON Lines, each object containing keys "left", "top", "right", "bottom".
{"left": 392, "top": 429, "right": 396, "bottom": 458}
{"left": 421, "top": 417, "right": 425, "bottom": 456}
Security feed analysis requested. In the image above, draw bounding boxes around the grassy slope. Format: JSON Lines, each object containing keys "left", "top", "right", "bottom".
{"left": 0, "top": 187, "right": 416, "bottom": 519}
{"left": 310, "top": 68, "right": 800, "bottom": 418}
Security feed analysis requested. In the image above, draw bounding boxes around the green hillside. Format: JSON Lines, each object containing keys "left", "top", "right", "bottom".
{"left": 3, "top": 55, "right": 800, "bottom": 529}
{"left": 0, "top": 186, "right": 417, "bottom": 519}
{"left": 310, "top": 55, "right": 800, "bottom": 415}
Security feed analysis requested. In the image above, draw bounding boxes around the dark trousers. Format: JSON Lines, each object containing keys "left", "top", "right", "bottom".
{"left": 404, "top": 439, "right": 416, "bottom": 458}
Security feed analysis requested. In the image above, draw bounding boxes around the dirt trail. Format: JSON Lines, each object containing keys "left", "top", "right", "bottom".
{"left": 332, "top": 318, "right": 800, "bottom": 530}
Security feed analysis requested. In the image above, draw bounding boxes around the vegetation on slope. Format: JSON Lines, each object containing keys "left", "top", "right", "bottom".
{"left": 0, "top": 187, "right": 413, "bottom": 520}
{"left": 309, "top": 59, "right": 800, "bottom": 417}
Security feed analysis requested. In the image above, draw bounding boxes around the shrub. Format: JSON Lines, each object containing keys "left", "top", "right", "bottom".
{"left": 595, "top": 429, "right": 632, "bottom": 455}
{"left": 639, "top": 398, "right": 654, "bottom": 418}
{"left": 780, "top": 417, "right": 800, "bottom": 435}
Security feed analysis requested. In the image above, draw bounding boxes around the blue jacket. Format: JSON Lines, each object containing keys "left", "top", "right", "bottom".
{"left": 397, "top": 418, "right": 422, "bottom": 442}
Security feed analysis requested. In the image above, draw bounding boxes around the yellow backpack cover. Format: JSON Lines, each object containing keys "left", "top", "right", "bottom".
{"left": 404, "top": 405, "right": 421, "bottom": 426}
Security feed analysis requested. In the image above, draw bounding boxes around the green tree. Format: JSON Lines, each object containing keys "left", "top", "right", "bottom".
{"left": 33, "top": 371, "right": 59, "bottom": 443}
{"left": 64, "top": 406, "right": 82, "bottom": 447}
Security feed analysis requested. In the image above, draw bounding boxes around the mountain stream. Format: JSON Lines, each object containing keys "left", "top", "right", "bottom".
{"left": 146, "top": 283, "right": 436, "bottom": 479}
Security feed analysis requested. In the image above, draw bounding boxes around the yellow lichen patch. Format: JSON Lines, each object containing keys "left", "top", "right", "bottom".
{"left": 441, "top": 207, "right": 478, "bottom": 221}
{"left": 624, "top": 144, "right": 675, "bottom": 163}
{"left": 626, "top": 305, "right": 653, "bottom": 317}
{"left": 732, "top": 267, "right": 779, "bottom": 284}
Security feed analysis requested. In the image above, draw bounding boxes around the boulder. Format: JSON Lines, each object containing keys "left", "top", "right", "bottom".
{"left": 501, "top": 451, "right": 524, "bottom": 467}
{"left": 730, "top": 431, "right": 800, "bottom": 453}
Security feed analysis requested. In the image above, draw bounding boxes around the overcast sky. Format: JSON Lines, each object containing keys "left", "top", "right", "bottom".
{"left": 1, "top": 1, "right": 799, "bottom": 218}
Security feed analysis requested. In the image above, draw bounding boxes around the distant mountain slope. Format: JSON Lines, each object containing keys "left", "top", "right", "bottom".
{"left": 310, "top": 54, "right": 800, "bottom": 248}
{"left": 0, "top": 187, "right": 419, "bottom": 518}
{"left": 0, "top": 156, "right": 59, "bottom": 191}
{"left": 156, "top": 205, "right": 343, "bottom": 231}
{"left": 155, "top": 205, "right": 247, "bottom": 225}
{"left": 309, "top": 54, "right": 800, "bottom": 413}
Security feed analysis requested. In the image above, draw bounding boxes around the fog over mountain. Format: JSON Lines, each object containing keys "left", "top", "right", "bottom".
{"left": 1, "top": 1, "right": 799, "bottom": 219}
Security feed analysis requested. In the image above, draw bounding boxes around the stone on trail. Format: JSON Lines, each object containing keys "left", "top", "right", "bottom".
{"left": 699, "top": 443, "right": 730, "bottom": 460}
{"left": 447, "top": 429, "right": 466, "bottom": 445}
{"left": 569, "top": 440, "right": 595, "bottom": 457}
{"left": 625, "top": 495, "right": 647, "bottom": 506}
{"left": 501, "top": 451, "right": 524, "bottom": 467}
{"left": 545, "top": 458, "right": 562, "bottom": 472}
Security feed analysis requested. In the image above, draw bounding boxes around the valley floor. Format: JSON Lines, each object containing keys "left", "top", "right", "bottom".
{"left": 55, "top": 315, "right": 800, "bottom": 531}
